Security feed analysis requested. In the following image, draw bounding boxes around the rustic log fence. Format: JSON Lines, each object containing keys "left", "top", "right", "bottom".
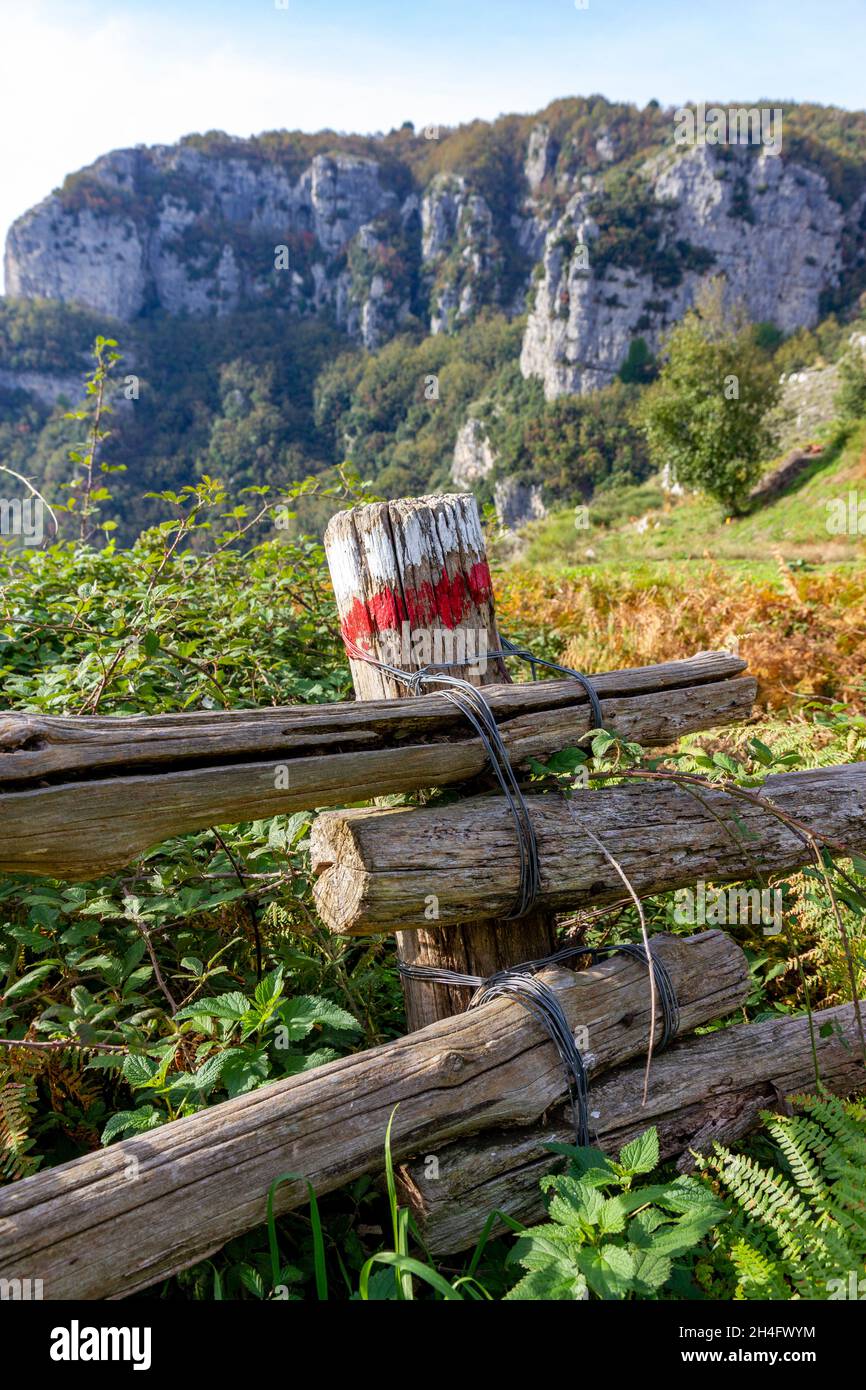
{"left": 0, "top": 491, "right": 863, "bottom": 1299}
{"left": 399, "top": 1000, "right": 866, "bottom": 1256}
{"left": 311, "top": 765, "right": 866, "bottom": 934}
{"left": 0, "top": 650, "right": 751, "bottom": 882}
{"left": 0, "top": 931, "right": 746, "bottom": 1300}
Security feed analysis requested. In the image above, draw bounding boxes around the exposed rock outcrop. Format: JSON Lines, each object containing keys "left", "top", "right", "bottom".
{"left": 0, "top": 367, "right": 87, "bottom": 407}
{"left": 525, "top": 124, "right": 557, "bottom": 193}
{"left": 451, "top": 418, "right": 497, "bottom": 488}
{"left": 520, "top": 144, "right": 845, "bottom": 399}
{"left": 4, "top": 109, "right": 862, "bottom": 386}
{"left": 770, "top": 364, "right": 841, "bottom": 448}
{"left": 6, "top": 201, "right": 149, "bottom": 322}
{"left": 5, "top": 147, "right": 398, "bottom": 333}
{"left": 494, "top": 476, "right": 547, "bottom": 530}
{"left": 421, "top": 175, "right": 497, "bottom": 334}
{"left": 748, "top": 445, "right": 824, "bottom": 506}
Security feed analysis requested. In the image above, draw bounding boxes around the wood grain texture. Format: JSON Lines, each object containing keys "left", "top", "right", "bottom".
{"left": 0, "top": 931, "right": 747, "bottom": 1300}
{"left": 324, "top": 494, "right": 507, "bottom": 699}
{"left": 0, "top": 650, "right": 747, "bottom": 782}
{"left": 399, "top": 1002, "right": 866, "bottom": 1256}
{"left": 325, "top": 492, "right": 549, "bottom": 1027}
{"left": 312, "top": 763, "right": 866, "bottom": 934}
{"left": 0, "top": 658, "right": 752, "bottom": 883}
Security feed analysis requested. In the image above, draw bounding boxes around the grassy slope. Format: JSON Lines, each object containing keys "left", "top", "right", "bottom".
{"left": 494, "top": 422, "right": 866, "bottom": 709}
{"left": 521, "top": 421, "right": 866, "bottom": 575}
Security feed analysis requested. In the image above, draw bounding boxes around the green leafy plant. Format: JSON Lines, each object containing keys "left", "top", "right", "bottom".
{"left": 637, "top": 279, "right": 780, "bottom": 513}
{"left": 834, "top": 348, "right": 866, "bottom": 421}
{"left": 504, "top": 1128, "right": 727, "bottom": 1300}
{"left": 60, "top": 335, "right": 123, "bottom": 542}
{"left": 101, "top": 965, "right": 362, "bottom": 1142}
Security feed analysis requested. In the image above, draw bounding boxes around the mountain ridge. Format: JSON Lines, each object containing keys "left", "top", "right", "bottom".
{"left": 6, "top": 97, "right": 866, "bottom": 395}
{"left": 2, "top": 96, "right": 866, "bottom": 538}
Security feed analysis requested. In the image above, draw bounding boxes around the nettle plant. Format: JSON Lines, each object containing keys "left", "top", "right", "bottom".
{"left": 0, "top": 335, "right": 400, "bottom": 1174}
{"left": 105, "top": 964, "right": 361, "bottom": 1141}
{"left": 0, "top": 804, "right": 398, "bottom": 1165}
{"left": 505, "top": 1128, "right": 727, "bottom": 1300}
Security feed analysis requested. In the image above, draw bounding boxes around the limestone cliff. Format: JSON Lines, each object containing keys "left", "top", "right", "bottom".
{"left": 5, "top": 145, "right": 406, "bottom": 338}
{"left": 5, "top": 102, "right": 865, "bottom": 391}
{"left": 520, "top": 144, "right": 847, "bottom": 398}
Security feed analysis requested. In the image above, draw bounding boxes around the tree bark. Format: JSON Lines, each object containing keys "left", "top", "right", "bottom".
{"left": 311, "top": 763, "right": 866, "bottom": 935}
{"left": 398, "top": 1002, "right": 866, "bottom": 1257}
{"left": 0, "top": 931, "right": 747, "bottom": 1300}
{"left": 0, "top": 653, "right": 752, "bottom": 882}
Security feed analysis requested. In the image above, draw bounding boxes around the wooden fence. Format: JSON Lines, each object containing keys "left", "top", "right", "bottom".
{"left": 0, "top": 492, "right": 862, "bottom": 1299}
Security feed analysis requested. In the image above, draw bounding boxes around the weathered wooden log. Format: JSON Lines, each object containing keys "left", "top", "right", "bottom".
{"left": 399, "top": 1001, "right": 866, "bottom": 1256}
{"left": 0, "top": 931, "right": 747, "bottom": 1299}
{"left": 0, "top": 653, "right": 752, "bottom": 882}
{"left": 324, "top": 491, "right": 555, "bottom": 1028}
{"left": 312, "top": 763, "right": 866, "bottom": 935}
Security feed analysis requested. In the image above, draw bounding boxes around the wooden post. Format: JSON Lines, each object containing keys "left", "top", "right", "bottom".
{"left": 324, "top": 493, "right": 558, "bottom": 1030}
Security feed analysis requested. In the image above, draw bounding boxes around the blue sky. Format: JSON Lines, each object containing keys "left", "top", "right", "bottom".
{"left": 0, "top": 0, "right": 863, "bottom": 288}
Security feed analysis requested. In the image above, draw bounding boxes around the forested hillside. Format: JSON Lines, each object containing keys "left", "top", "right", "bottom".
{"left": 2, "top": 96, "right": 866, "bottom": 537}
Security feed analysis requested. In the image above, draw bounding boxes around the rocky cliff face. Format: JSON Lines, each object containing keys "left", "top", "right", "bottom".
{"left": 451, "top": 418, "right": 546, "bottom": 530}
{"left": 5, "top": 106, "right": 865, "bottom": 390}
{"left": 421, "top": 174, "right": 499, "bottom": 333}
{"left": 451, "top": 417, "right": 497, "bottom": 487}
{"left": 521, "top": 144, "right": 847, "bottom": 398}
{"left": 5, "top": 145, "right": 406, "bottom": 338}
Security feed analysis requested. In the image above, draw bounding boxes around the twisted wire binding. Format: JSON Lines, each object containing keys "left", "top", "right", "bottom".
{"left": 398, "top": 943, "right": 679, "bottom": 1146}
{"left": 341, "top": 630, "right": 604, "bottom": 920}
{"left": 339, "top": 625, "right": 677, "bottom": 1144}
{"left": 497, "top": 635, "right": 605, "bottom": 730}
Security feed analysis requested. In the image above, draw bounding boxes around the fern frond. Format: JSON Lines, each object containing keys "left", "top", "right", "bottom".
{"left": 701, "top": 1095, "right": 866, "bottom": 1299}
{"left": 0, "top": 1080, "right": 41, "bottom": 1181}
{"left": 797, "top": 1094, "right": 866, "bottom": 1167}
{"left": 768, "top": 1114, "right": 833, "bottom": 1209}
{"left": 728, "top": 1238, "right": 791, "bottom": 1300}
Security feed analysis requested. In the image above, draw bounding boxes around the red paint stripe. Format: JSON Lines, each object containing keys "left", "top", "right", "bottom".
{"left": 467, "top": 560, "right": 494, "bottom": 608}
{"left": 339, "top": 562, "right": 494, "bottom": 647}
{"left": 340, "top": 589, "right": 407, "bottom": 645}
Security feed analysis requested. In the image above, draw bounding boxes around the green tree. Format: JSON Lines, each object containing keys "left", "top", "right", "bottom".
{"left": 834, "top": 347, "right": 866, "bottom": 420}
{"left": 637, "top": 281, "right": 779, "bottom": 514}
{"left": 618, "top": 336, "right": 656, "bottom": 385}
